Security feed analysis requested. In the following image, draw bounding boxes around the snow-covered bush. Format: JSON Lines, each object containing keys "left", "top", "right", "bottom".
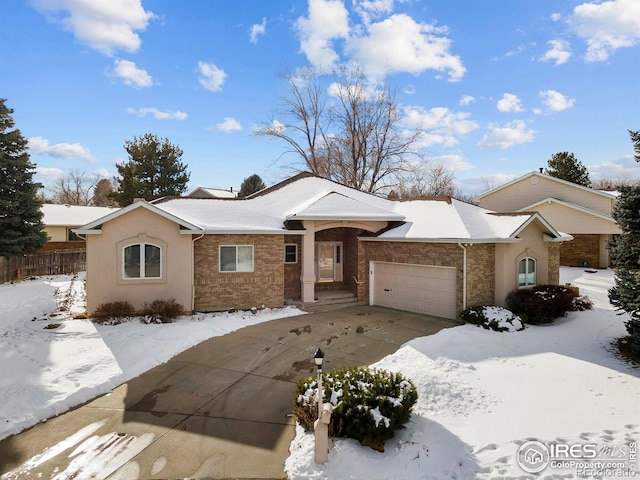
{"left": 461, "top": 305, "right": 524, "bottom": 332}
{"left": 293, "top": 366, "right": 417, "bottom": 451}
{"left": 92, "top": 301, "right": 137, "bottom": 324}
{"left": 140, "top": 298, "right": 184, "bottom": 323}
{"left": 93, "top": 298, "right": 184, "bottom": 324}
{"left": 506, "top": 285, "right": 574, "bottom": 324}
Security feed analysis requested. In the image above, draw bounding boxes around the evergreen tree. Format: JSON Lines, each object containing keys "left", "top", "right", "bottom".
{"left": 110, "top": 133, "right": 190, "bottom": 206}
{"left": 545, "top": 152, "right": 591, "bottom": 187}
{"left": 629, "top": 129, "right": 640, "bottom": 162}
{"left": 0, "top": 99, "right": 47, "bottom": 257}
{"left": 608, "top": 130, "right": 640, "bottom": 354}
{"left": 238, "top": 174, "right": 266, "bottom": 198}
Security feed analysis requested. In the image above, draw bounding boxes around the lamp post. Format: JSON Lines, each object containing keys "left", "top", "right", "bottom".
{"left": 313, "top": 348, "right": 331, "bottom": 464}
{"left": 314, "top": 348, "right": 324, "bottom": 419}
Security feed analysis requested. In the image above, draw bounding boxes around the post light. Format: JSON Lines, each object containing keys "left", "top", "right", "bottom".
{"left": 313, "top": 348, "right": 330, "bottom": 464}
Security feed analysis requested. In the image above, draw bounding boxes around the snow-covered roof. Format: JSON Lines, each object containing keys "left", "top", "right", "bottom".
{"left": 517, "top": 197, "right": 616, "bottom": 223}
{"left": 41, "top": 204, "right": 118, "bottom": 227}
{"left": 187, "top": 187, "right": 237, "bottom": 199}
{"left": 77, "top": 174, "right": 569, "bottom": 242}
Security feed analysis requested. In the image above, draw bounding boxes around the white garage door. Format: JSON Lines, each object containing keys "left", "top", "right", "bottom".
{"left": 370, "top": 262, "right": 457, "bottom": 319}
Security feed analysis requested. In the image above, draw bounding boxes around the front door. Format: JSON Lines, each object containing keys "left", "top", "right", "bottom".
{"left": 315, "top": 242, "right": 343, "bottom": 282}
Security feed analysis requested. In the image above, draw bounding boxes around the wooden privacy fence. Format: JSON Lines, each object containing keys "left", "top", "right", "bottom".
{"left": 0, "top": 249, "right": 86, "bottom": 284}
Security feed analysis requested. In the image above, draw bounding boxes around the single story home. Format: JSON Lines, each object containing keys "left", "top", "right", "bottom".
{"left": 476, "top": 171, "right": 621, "bottom": 268}
{"left": 76, "top": 173, "right": 571, "bottom": 320}
{"left": 187, "top": 187, "right": 237, "bottom": 199}
{"left": 40, "top": 204, "right": 118, "bottom": 251}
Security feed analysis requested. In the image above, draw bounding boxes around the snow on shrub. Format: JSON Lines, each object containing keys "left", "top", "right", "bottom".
{"left": 293, "top": 366, "right": 417, "bottom": 451}
{"left": 506, "top": 285, "right": 575, "bottom": 324}
{"left": 461, "top": 305, "right": 524, "bottom": 332}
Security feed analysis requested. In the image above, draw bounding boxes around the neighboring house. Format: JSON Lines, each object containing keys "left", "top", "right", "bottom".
{"left": 187, "top": 187, "right": 237, "bottom": 199}
{"left": 476, "top": 171, "right": 621, "bottom": 268}
{"left": 40, "top": 204, "right": 118, "bottom": 251}
{"left": 75, "top": 173, "right": 570, "bottom": 319}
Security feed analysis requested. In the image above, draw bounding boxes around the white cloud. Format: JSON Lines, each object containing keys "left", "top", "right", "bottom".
{"left": 403, "top": 106, "right": 479, "bottom": 147}
{"left": 295, "top": 0, "right": 350, "bottom": 71}
{"left": 540, "top": 39, "right": 572, "bottom": 65}
{"left": 250, "top": 18, "right": 267, "bottom": 44}
{"left": 346, "top": 14, "right": 466, "bottom": 82}
{"left": 35, "top": 166, "right": 64, "bottom": 181}
{"left": 95, "top": 167, "right": 111, "bottom": 179}
{"left": 426, "top": 154, "right": 474, "bottom": 172}
{"left": 28, "top": 136, "right": 96, "bottom": 162}
{"left": 568, "top": 0, "right": 640, "bottom": 61}
{"left": 112, "top": 59, "right": 152, "bottom": 87}
{"left": 536, "top": 89, "right": 575, "bottom": 114}
{"left": 126, "top": 107, "right": 187, "bottom": 120}
{"left": 589, "top": 154, "right": 640, "bottom": 180}
{"left": 551, "top": 13, "right": 562, "bottom": 22}
{"left": 31, "top": 0, "right": 154, "bottom": 56}
{"left": 459, "top": 95, "right": 475, "bottom": 106}
{"left": 197, "top": 61, "right": 227, "bottom": 92}
{"left": 497, "top": 93, "right": 523, "bottom": 113}
{"left": 354, "top": 0, "right": 394, "bottom": 24}
{"left": 216, "top": 117, "right": 242, "bottom": 132}
{"left": 477, "top": 120, "right": 536, "bottom": 149}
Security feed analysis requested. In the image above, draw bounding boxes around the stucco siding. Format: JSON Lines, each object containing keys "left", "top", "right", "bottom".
{"left": 479, "top": 174, "right": 614, "bottom": 216}
{"left": 86, "top": 207, "right": 193, "bottom": 315}
{"left": 531, "top": 202, "right": 620, "bottom": 235}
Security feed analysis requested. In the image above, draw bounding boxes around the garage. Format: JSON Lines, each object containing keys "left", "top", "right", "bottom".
{"left": 370, "top": 262, "right": 457, "bottom": 319}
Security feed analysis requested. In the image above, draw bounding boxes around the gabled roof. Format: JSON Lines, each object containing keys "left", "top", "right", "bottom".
{"left": 476, "top": 171, "right": 619, "bottom": 201}
{"left": 41, "top": 204, "right": 118, "bottom": 226}
{"left": 287, "top": 192, "right": 404, "bottom": 221}
{"left": 516, "top": 197, "right": 616, "bottom": 223}
{"left": 74, "top": 201, "right": 202, "bottom": 234}
{"left": 187, "top": 187, "right": 237, "bottom": 199}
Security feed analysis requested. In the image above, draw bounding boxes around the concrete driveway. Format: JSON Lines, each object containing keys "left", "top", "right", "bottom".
{"left": 0, "top": 305, "right": 458, "bottom": 479}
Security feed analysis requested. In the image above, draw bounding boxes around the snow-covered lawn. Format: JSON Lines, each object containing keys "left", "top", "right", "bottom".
{"left": 286, "top": 268, "right": 640, "bottom": 479}
{"left": 0, "top": 272, "right": 304, "bottom": 441}
{"left": 1, "top": 268, "right": 638, "bottom": 479}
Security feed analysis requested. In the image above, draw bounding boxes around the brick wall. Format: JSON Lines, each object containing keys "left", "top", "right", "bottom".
{"left": 560, "top": 234, "right": 599, "bottom": 267}
{"left": 193, "top": 234, "right": 285, "bottom": 311}
{"left": 466, "top": 243, "right": 496, "bottom": 307}
{"left": 548, "top": 242, "right": 560, "bottom": 284}
{"left": 39, "top": 241, "right": 86, "bottom": 252}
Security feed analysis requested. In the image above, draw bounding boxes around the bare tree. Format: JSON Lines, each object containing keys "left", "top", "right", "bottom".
{"left": 50, "top": 170, "right": 98, "bottom": 205}
{"left": 592, "top": 174, "right": 640, "bottom": 191}
{"left": 394, "top": 165, "right": 459, "bottom": 199}
{"left": 256, "top": 67, "right": 423, "bottom": 193}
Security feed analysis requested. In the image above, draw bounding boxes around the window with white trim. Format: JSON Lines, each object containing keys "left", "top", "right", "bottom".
{"left": 518, "top": 257, "right": 536, "bottom": 287}
{"left": 123, "top": 243, "right": 162, "bottom": 279}
{"left": 220, "top": 245, "right": 254, "bottom": 272}
{"left": 284, "top": 244, "right": 298, "bottom": 264}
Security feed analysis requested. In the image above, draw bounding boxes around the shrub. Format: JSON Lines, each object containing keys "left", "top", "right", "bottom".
{"left": 140, "top": 298, "right": 184, "bottom": 324}
{"left": 505, "top": 285, "right": 574, "bottom": 324}
{"left": 461, "top": 305, "right": 524, "bottom": 332}
{"left": 293, "top": 366, "right": 417, "bottom": 451}
{"left": 92, "top": 301, "right": 136, "bottom": 325}
{"left": 571, "top": 295, "right": 593, "bottom": 311}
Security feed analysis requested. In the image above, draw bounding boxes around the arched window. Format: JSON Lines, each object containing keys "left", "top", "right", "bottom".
{"left": 518, "top": 257, "right": 536, "bottom": 287}
{"left": 123, "top": 243, "right": 162, "bottom": 279}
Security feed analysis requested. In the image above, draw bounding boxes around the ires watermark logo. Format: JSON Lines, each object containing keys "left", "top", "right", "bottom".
{"left": 517, "top": 440, "right": 637, "bottom": 477}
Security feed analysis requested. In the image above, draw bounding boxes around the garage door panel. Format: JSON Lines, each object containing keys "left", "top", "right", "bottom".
{"left": 371, "top": 262, "right": 456, "bottom": 319}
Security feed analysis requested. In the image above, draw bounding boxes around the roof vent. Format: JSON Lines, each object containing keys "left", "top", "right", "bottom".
{"left": 539, "top": 168, "right": 544, "bottom": 173}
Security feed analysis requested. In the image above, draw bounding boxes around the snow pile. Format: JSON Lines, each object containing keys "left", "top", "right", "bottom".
{"left": 466, "top": 305, "right": 524, "bottom": 332}
{"left": 0, "top": 273, "right": 304, "bottom": 441}
{"left": 285, "top": 268, "right": 640, "bottom": 479}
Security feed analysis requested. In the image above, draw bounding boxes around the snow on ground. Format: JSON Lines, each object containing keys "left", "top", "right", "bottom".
{"left": 0, "top": 272, "right": 304, "bottom": 441}
{"left": 285, "top": 268, "right": 640, "bottom": 480}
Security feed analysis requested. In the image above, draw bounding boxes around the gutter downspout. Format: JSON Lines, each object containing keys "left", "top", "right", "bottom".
{"left": 458, "top": 242, "right": 467, "bottom": 311}
{"left": 191, "top": 232, "right": 205, "bottom": 312}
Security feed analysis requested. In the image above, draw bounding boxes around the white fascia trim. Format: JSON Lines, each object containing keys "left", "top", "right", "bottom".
{"left": 290, "top": 214, "right": 404, "bottom": 221}
{"left": 195, "top": 229, "right": 305, "bottom": 235}
{"left": 358, "top": 236, "right": 521, "bottom": 244}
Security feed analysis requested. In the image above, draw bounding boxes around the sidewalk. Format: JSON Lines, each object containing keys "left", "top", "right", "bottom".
{"left": 0, "top": 306, "right": 457, "bottom": 479}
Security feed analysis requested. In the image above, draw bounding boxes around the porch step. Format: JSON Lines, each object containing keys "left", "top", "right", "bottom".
{"left": 289, "top": 290, "right": 365, "bottom": 313}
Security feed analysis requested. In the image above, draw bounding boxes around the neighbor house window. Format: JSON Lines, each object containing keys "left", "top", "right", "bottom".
{"left": 123, "top": 243, "right": 162, "bottom": 279}
{"left": 220, "top": 245, "right": 254, "bottom": 272}
{"left": 67, "top": 229, "right": 84, "bottom": 242}
{"left": 518, "top": 257, "right": 536, "bottom": 287}
{"left": 285, "top": 244, "right": 298, "bottom": 264}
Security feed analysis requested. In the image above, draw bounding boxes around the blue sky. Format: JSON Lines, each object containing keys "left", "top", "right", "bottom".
{"left": 3, "top": 0, "right": 639, "bottom": 197}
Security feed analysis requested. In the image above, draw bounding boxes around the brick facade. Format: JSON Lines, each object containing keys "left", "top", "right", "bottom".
{"left": 39, "top": 241, "right": 86, "bottom": 252}
{"left": 193, "top": 234, "right": 285, "bottom": 311}
{"left": 548, "top": 242, "right": 560, "bottom": 285}
{"left": 284, "top": 236, "right": 302, "bottom": 301}
{"left": 560, "top": 234, "right": 599, "bottom": 267}
{"left": 465, "top": 243, "right": 496, "bottom": 307}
